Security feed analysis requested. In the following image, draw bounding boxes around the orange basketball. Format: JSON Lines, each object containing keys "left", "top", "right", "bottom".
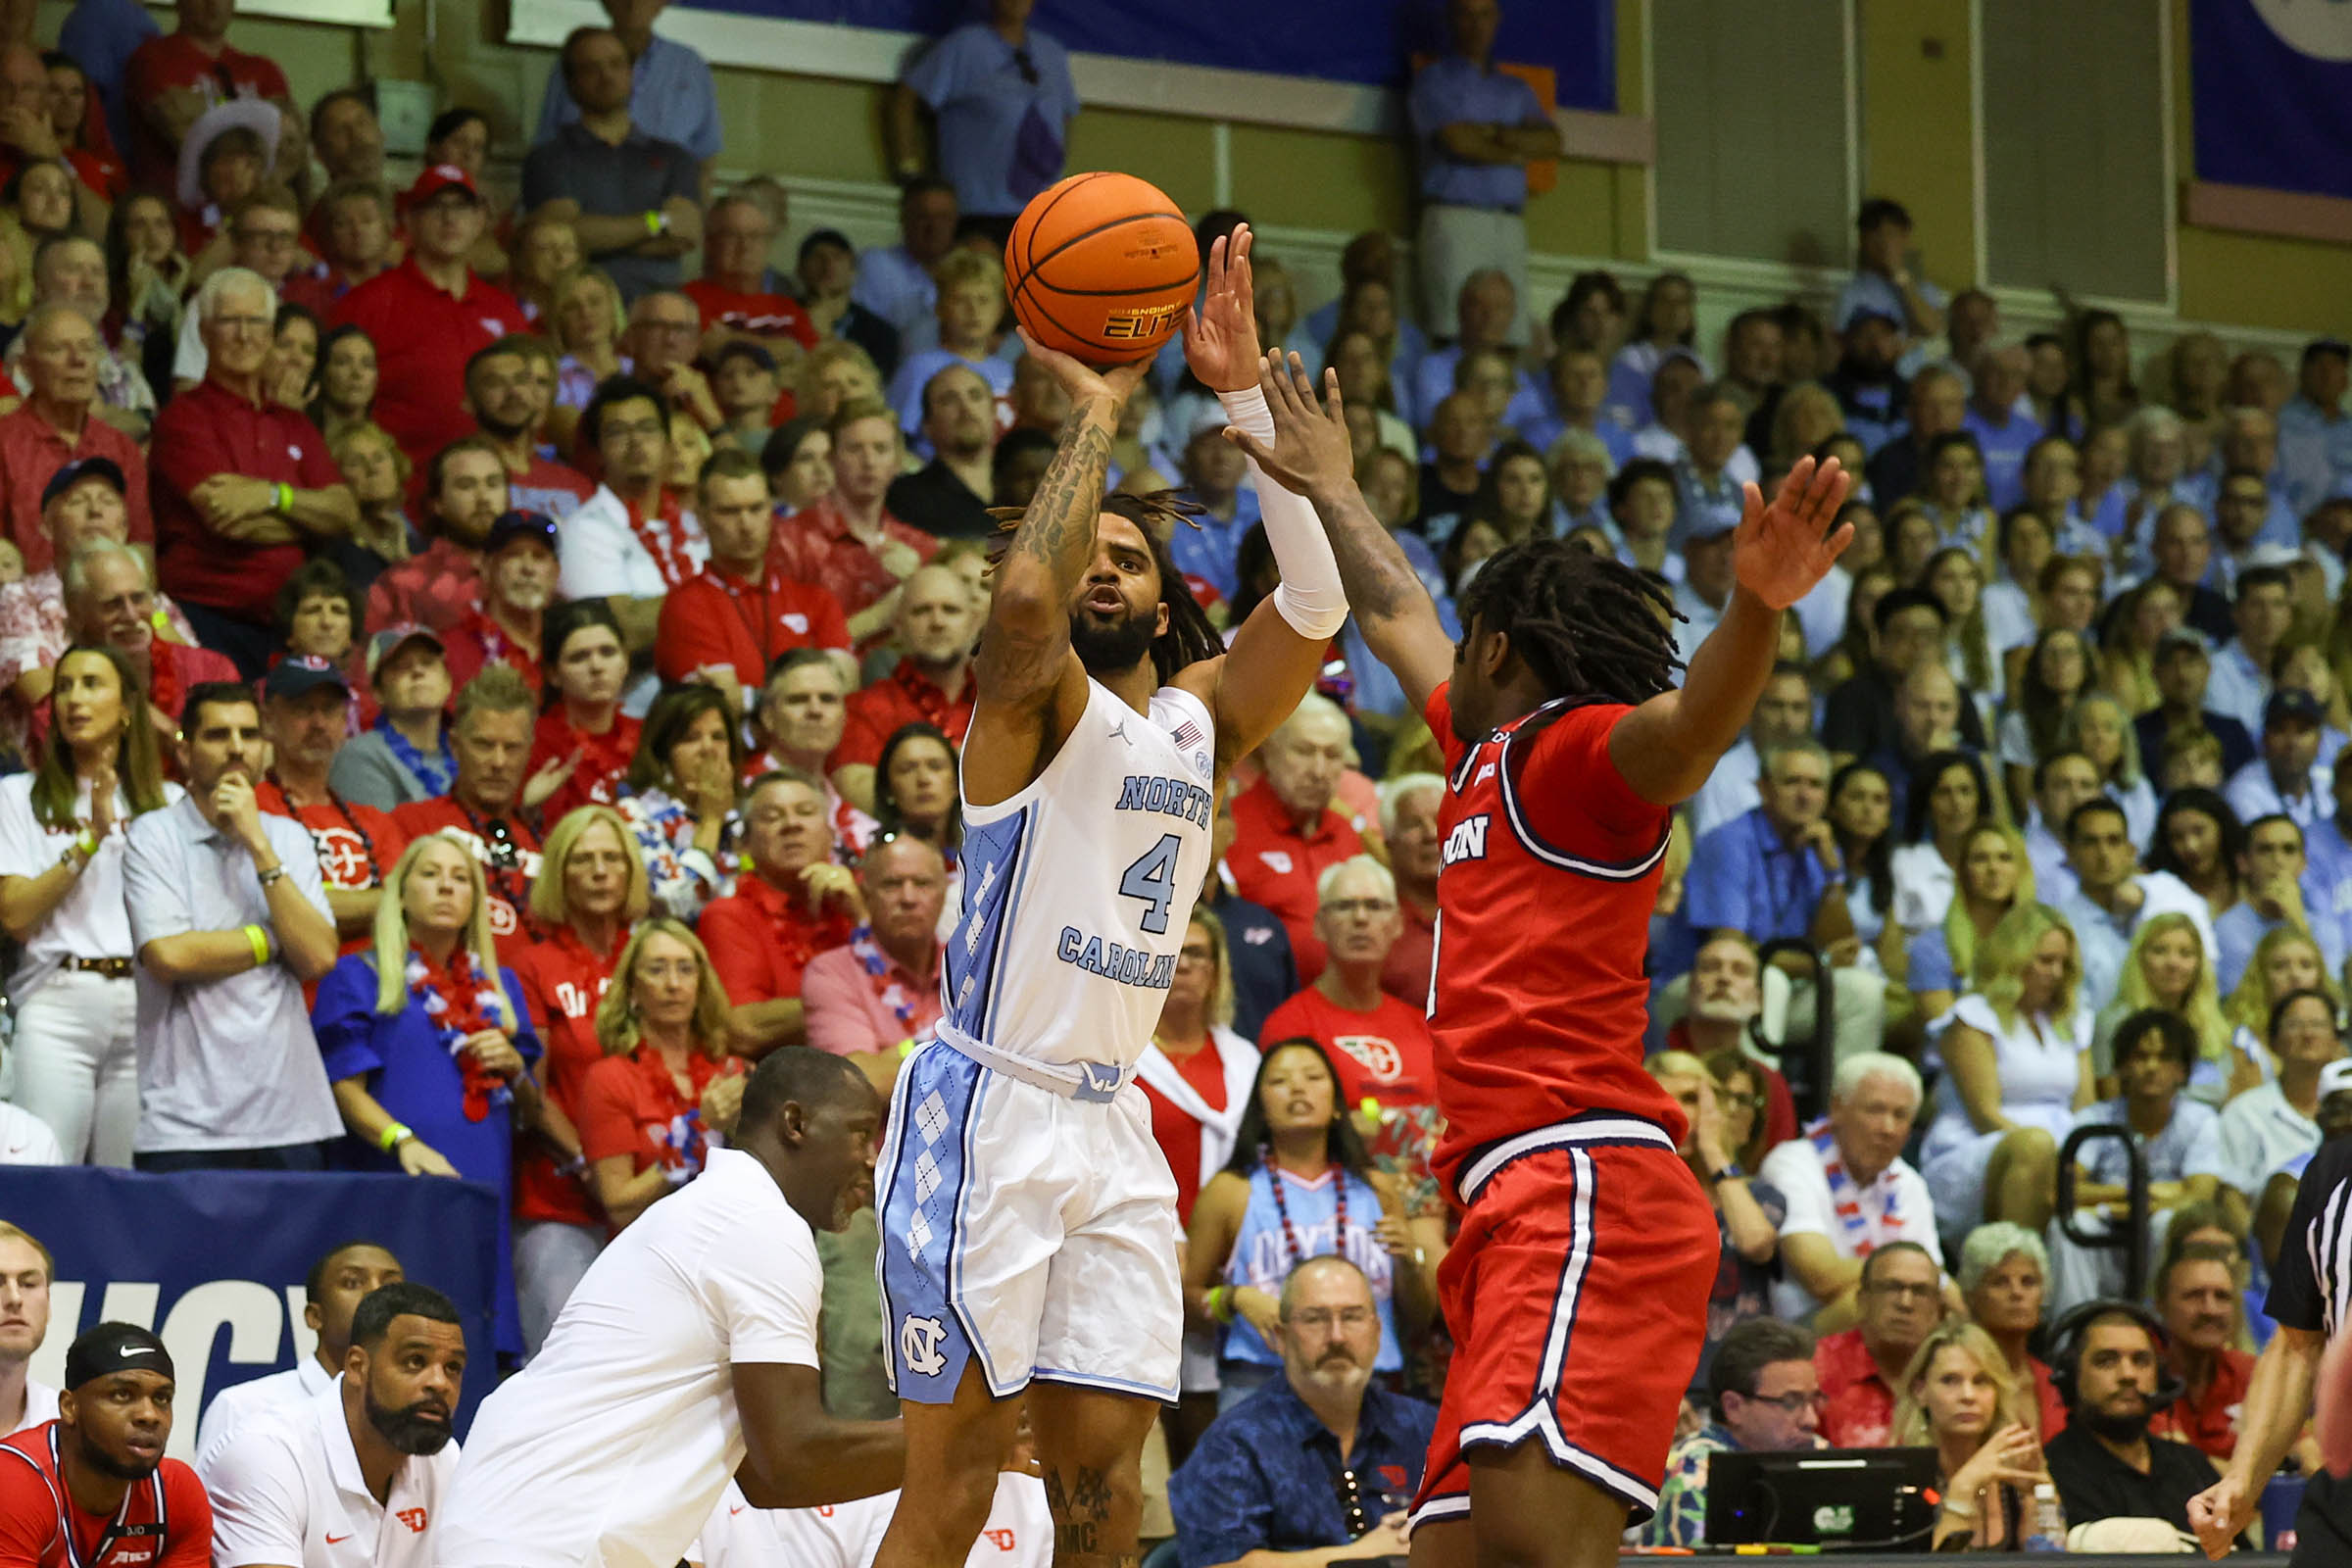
{"left": 1004, "top": 172, "right": 1200, "bottom": 366}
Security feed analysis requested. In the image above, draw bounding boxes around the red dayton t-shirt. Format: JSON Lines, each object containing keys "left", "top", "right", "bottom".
{"left": 1257, "top": 986, "right": 1439, "bottom": 1108}
{"left": 1423, "top": 685, "right": 1680, "bottom": 1198}
{"left": 681, "top": 280, "right": 818, "bottom": 349}
{"left": 654, "top": 564, "right": 851, "bottom": 691}
{"left": 331, "top": 257, "right": 532, "bottom": 466}
{"left": 254, "top": 781, "right": 407, "bottom": 957}
{"left": 0, "top": 1422, "right": 213, "bottom": 1568}
{"left": 510, "top": 926, "right": 623, "bottom": 1228}
{"left": 838, "top": 660, "right": 975, "bottom": 768}
{"left": 1225, "top": 775, "right": 1364, "bottom": 985}
{"left": 701, "top": 874, "right": 856, "bottom": 1008}
{"left": 151, "top": 378, "right": 343, "bottom": 620}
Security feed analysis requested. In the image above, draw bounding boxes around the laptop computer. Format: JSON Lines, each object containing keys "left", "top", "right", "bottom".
{"left": 1704, "top": 1446, "right": 1941, "bottom": 1553}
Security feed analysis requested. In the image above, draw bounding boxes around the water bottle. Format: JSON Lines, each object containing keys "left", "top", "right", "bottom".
{"left": 2023, "top": 1482, "right": 2067, "bottom": 1551}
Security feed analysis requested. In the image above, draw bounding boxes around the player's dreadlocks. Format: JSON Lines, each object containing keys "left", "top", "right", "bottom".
{"left": 988, "top": 491, "right": 1227, "bottom": 685}
{"left": 1455, "top": 536, "right": 1685, "bottom": 706}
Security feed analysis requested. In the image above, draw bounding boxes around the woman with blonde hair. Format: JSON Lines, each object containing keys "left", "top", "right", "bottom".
{"left": 796, "top": 339, "right": 885, "bottom": 423}
{"left": 2092, "top": 910, "right": 2245, "bottom": 1102}
{"left": 312, "top": 831, "right": 555, "bottom": 1354}
{"left": 1902, "top": 822, "right": 2033, "bottom": 1028}
{"left": 324, "top": 419, "right": 416, "bottom": 594}
{"left": 2057, "top": 691, "right": 2156, "bottom": 845}
{"left": 1767, "top": 381, "right": 1843, "bottom": 479}
{"left": 2223, "top": 922, "right": 2336, "bottom": 1088}
{"left": 508, "top": 803, "right": 653, "bottom": 1348}
{"left": 1891, "top": 1318, "right": 2049, "bottom": 1548}
{"left": 548, "top": 267, "right": 630, "bottom": 443}
{"left": 573, "top": 916, "right": 744, "bottom": 1230}
{"left": 1920, "top": 903, "right": 2092, "bottom": 1236}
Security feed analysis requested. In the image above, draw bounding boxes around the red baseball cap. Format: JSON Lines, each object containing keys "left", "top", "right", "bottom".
{"left": 405, "top": 163, "right": 481, "bottom": 209}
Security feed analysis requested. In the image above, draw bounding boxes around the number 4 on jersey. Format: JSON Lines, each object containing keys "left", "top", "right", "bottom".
{"left": 1119, "top": 833, "right": 1183, "bottom": 934}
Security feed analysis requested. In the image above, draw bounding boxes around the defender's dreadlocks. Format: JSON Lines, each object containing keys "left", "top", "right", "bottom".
{"left": 988, "top": 491, "right": 1227, "bottom": 685}
{"left": 1456, "top": 536, "right": 1685, "bottom": 706}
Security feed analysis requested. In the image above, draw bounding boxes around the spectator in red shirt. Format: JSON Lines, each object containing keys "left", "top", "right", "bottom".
{"left": 800, "top": 833, "right": 947, "bottom": 1091}
{"left": 66, "top": 539, "right": 238, "bottom": 762}
{"left": 443, "top": 509, "right": 559, "bottom": 698}
{"left": 0, "top": 305, "right": 149, "bottom": 575}
{"left": 769, "top": 397, "right": 937, "bottom": 644}
{"left": 655, "top": 448, "right": 850, "bottom": 712}
{"left": 41, "top": 54, "right": 125, "bottom": 207}
{"left": 683, "top": 191, "right": 816, "bottom": 362}
{"left": 574, "top": 917, "right": 745, "bottom": 1227}
{"left": 12, "top": 237, "right": 157, "bottom": 442}
{"left": 332, "top": 165, "right": 532, "bottom": 469}
{"left": 151, "top": 267, "right": 357, "bottom": 676}
{"left": 465, "top": 336, "right": 597, "bottom": 520}
{"left": 366, "top": 435, "right": 510, "bottom": 637}
{"left": 511, "top": 801, "right": 650, "bottom": 1345}
{"left": 390, "top": 664, "right": 544, "bottom": 957}
{"left": 526, "top": 599, "right": 640, "bottom": 827}
{"left": 2150, "top": 1244, "right": 2257, "bottom": 1461}
{"left": 836, "top": 562, "right": 977, "bottom": 810}
{"left": 169, "top": 192, "right": 309, "bottom": 389}
{"left": 306, "top": 179, "right": 393, "bottom": 300}
{"left": 1816, "top": 1242, "right": 1946, "bottom": 1448}
{"left": 700, "top": 767, "right": 861, "bottom": 1057}
{"left": 1138, "top": 907, "right": 1262, "bottom": 1228}
{"left": 254, "top": 655, "right": 405, "bottom": 955}
{"left": 1226, "top": 694, "right": 1364, "bottom": 981}
{"left": 123, "top": 0, "right": 304, "bottom": 187}
{"left": 1375, "top": 772, "right": 1441, "bottom": 1006}
{"left": 0, "top": 1323, "right": 212, "bottom": 1568}
{"left": 0, "top": 48, "right": 106, "bottom": 234}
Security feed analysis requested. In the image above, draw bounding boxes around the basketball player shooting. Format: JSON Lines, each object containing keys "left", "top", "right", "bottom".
{"left": 1226, "top": 358, "right": 1851, "bottom": 1568}
{"left": 869, "top": 226, "right": 1349, "bottom": 1568}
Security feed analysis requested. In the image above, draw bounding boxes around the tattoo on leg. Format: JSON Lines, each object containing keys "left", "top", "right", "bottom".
{"left": 1046, "top": 1465, "right": 1128, "bottom": 1564}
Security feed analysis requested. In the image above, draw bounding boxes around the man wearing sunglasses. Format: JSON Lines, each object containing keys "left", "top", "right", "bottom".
{"left": 1646, "top": 1318, "right": 1822, "bottom": 1548}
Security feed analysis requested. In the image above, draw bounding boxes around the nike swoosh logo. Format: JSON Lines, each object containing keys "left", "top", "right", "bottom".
{"left": 325, "top": 1536, "right": 353, "bottom": 1544}
{"left": 728, "top": 1508, "right": 745, "bottom": 1517}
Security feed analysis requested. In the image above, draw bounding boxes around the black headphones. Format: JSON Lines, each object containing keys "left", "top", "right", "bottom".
{"left": 2045, "top": 1298, "right": 2187, "bottom": 1411}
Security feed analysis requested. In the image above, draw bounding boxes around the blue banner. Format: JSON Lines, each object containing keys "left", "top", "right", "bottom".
{"left": 686, "top": 0, "right": 1615, "bottom": 112}
{"left": 2191, "top": 0, "right": 2352, "bottom": 201}
{"left": 0, "top": 1168, "right": 502, "bottom": 1462}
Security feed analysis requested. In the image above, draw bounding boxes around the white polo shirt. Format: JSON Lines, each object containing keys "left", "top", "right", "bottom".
{"left": 197, "top": 1355, "right": 336, "bottom": 1470}
{"left": 435, "top": 1148, "right": 824, "bottom": 1568}
{"left": 0, "top": 1105, "right": 63, "bottom": 1165}
{"left": 1759, "top": 1132, "right": 1942, "bottom": 1322}
{"left": 692, "top": 1474, "right": 1052, "bottom": 1568}
{"left": 4, "top": 1377, "right": 58, "bottom": 1439}
{"left": 202, "top": 1373, "right": 459, "bottom": 1568}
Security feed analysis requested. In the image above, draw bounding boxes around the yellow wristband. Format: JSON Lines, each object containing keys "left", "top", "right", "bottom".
{"left": 243, "top": 923, "right": 270, "bottom": 967}
{"left": 273, "top": 482, "right": 293, "bottom": 514}
{"left": 1207, "top": 1285, "right": 1234, "bottom": 1324}
{"left": 378, "top": 1121, "right": 413, "bottom": 1153}
{"left": 74, "top": 829, "right": 97, "bottom": 857}
{"left": 643, "top": 209, "right": 663, "bottom": 236}
{"left": 898, "top": 1038, "right": 917, "bottom": 1059}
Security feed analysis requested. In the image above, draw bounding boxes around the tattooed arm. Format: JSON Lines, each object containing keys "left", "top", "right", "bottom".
{"left": 1223, "top": 356, "right": 1455, "bottom": 716}
{"left": 961, "top": 336, "right": 1146, "bottom": 806}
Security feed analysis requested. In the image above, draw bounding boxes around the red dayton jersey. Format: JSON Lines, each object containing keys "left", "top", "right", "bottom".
{"left": 1424, "top": 684, "right": 1683, "bottom": 1200}
{"left": 0, "top": 1423, "right": 212, "bottom": 1568}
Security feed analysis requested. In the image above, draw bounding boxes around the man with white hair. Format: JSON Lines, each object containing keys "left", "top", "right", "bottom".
{"left": 1260, "top": 857, "right": 1444, "bottom": 1221}
{"left": 1377, "top": 773, "right": 1443, "bottom": 1004}
{"left": 1758, "top": 1051, "right": 1940, "bottom": 1328}
{"left": 1229, "top": 694, "right": 1364, "bottom": 980}
{"left": 1962, "top": 342, "right": 2036, "bottom": 512}
{"left": 151, "top": 266, "right": 357, "bottom": 676}
{"left": 0, "top": 300, "right": 151, "bottom": 574}
{"left": 9, "top": 235, "right": 156, "bottom": 438}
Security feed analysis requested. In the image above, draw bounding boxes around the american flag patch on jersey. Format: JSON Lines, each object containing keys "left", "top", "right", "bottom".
{"left": 1171, "top": 719, "right": 1202, "bottom": 751}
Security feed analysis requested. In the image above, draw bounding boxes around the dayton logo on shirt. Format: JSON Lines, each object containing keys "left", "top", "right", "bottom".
{"left": 1442, "top": 814, "right": 1491, "bottom": 866}
{"left": 1333, "top": 1034, "right": 1402, "bottom": 1082}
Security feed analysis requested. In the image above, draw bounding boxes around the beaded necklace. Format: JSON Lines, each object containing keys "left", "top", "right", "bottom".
{"left": 268, "top": 771, "right": 380, "bottom": 889}
{"left": 1261, "top": 1147, "right": 1348, "bottom": 1269}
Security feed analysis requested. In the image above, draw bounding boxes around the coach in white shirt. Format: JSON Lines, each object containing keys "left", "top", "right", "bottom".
{"left": 0, "top": 1222, "right": 59, "bottom": 1438}
{"left": 197, "top": 1240, "right": 406, "bottom": 1466}
{"left": 1760, "top": 1052, "right": 1943, "bottom": 1329}
{"left": 436, "top": 1048, "right": 903, "bottom": 1568}
{"left": 204, "top": 1281, "right": 466, "bottom": 1568}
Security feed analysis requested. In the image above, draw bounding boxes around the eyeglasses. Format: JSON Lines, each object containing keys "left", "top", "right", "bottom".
{"left": 1736, "top": 1389, "right": 1830, "bottom": 1415}
{"left": 1867, "top": 1279, "right": 1938, "bottom": 1300}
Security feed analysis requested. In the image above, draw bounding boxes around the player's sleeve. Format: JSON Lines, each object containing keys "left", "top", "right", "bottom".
{"left": 1513, "top": 704, "right": 1670, "bottom": 849}
{"left": 0, "top": 1453, "right": 60, "bottom": 1566}
{"left": 161, "top": 1460, "right": 215, "bottom": 1568}
{"left": 2264, "top": 1142, "right": 2351, "bottom": 1331}
{"left": 1165, "top": 1426, "right": 1276, "bottom": 1568}
{"left": 201, "top": 1427, "right": 306, "bottom": 1568}
{"left": 707, "top": 1210, "right": 823, "bottom": 1369}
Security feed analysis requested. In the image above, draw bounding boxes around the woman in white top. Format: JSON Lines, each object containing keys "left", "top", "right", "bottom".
{"left": 0, "top": 644, "right": 178, "bottom": 1162}
{"left": 2059, "top": 692, "right": 2156, "bottom": 847}
{"left": 1890, "top": 751, "right": 1999, "bottom": 938}
{"left": 1921, "top": 903, "right": 2094, "bottom": 1237}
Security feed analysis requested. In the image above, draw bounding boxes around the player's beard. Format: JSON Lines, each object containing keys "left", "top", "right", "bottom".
{"left": 79, "top": 1438, "right": 160, "bottom": 1482}
{"left": 1070, "top": 604, "right": 1155, "bottom": 676}
{"left": 366, "top": 1387, "right": 456, "bottom": 1455}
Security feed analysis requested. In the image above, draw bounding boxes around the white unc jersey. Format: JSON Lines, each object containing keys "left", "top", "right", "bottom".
{"left": 940, "top": 677, "right": 1216, "bottom": 1081}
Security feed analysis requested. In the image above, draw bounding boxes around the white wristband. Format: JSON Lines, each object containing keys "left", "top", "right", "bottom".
{"left": 1214, "top": 388, "right": 1348, "bottom": 641}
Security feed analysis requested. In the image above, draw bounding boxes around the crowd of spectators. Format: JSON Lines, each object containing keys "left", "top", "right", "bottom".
{"left": 0, "top": 0, "right": 2349, "bottom": 1558}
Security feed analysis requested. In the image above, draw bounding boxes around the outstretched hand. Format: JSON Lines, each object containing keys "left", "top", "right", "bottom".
{"left": 1221, "top": 352, "right": 1356, "bottom": 502}
{"left": 1015, "top": 330, "right": 1148, "bottom": 408}
{"left": 1182, "top": 224, "right": 1260, "bottom": 393}
{"left": 1732, "top": 455, "right": 1853, "bottom": 611}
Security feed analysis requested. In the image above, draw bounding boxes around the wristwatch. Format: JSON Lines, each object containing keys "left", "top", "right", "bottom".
{"left": 1709, "top": 1162, "right": 1744, "bottom": 1185}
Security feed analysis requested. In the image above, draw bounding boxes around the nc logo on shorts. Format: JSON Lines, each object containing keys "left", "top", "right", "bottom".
{"left": 900, "top": 1314, "right": 949, "bottom": 1377}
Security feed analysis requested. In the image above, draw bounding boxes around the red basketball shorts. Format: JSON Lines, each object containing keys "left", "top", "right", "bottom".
{"left": 1411, "top": 1119, "right": 1718, "bottom": 1529}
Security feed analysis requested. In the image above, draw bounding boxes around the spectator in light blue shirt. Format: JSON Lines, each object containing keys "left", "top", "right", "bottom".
{"left": 1299, "top": 231, "right": 1431, "bottom": 382}
{"left": 1169, "top": 416, "right": 1261, "bottom": 604}
{"left": 852, "top": 179, "right": 958, "bottom": 359}
{"left": 1836, "top": 198, "right": 1947, "bottom": 353}
{"left": 1673, "top": 739, "right": 1844, "bottom": 980}
{"left": 891, "top": 0, "right": 1078, "bottom": 228}
{"left": 534, "top": 0, "right": 721, "bottom": 173}
{"left": 1407, "top": 0, "right": 1561, "bottom": 338}
{"left": 2204, "top": 565, "right": 2297, "bottom": 741}
{"left": 2278, "top": 338, "right": 2352, "bottom": 518}
{"left": 1963, "top": 344, "right": 2040, "bottom": 514}
{"left": 1413, "top": 270, "right": 1536, "bottom": 430}
{"left": 2213, "top": 813, "right": 2348, "bottom": 995}
{"left": 2224, "top": 694, "right": 2333, "bottom": 836}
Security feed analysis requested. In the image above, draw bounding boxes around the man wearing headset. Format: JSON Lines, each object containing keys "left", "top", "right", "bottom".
{"left": 2042, "top": 1301, "right": 2237, "bottom": 1546}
